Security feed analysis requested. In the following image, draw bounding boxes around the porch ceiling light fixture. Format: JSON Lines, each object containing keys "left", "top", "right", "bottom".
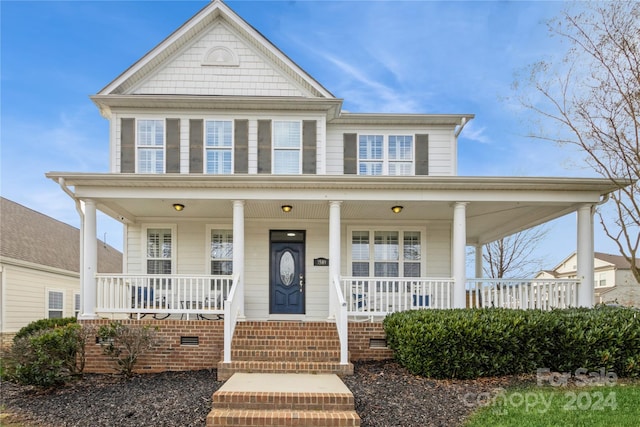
{"left": 281, "top": 205, "right": 293, "bottom": 213}
{"left": 173, "top": 203, "right": 185, "bottom": 212}
{"left": 391, "top": 205, "right": 403, "bottom": 214}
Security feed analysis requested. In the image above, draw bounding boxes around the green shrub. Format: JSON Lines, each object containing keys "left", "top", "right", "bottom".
{"left": 7, "top": 322, "right": 87, "bottom": 387}
{"left": 383, "top": 306, "right": 640, "bottom": 380}
{"left": 13, "top": 317, "right": 77, "bottom": 341}
{"left": 97, "top": 322, "right": 160, "bottom": 378}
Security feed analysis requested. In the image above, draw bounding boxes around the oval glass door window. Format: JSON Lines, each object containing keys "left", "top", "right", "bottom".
{"left": 280, "top": 251, "right": 295, "bottom": 286}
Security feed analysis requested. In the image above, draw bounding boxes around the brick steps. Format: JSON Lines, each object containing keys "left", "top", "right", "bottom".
{"left": 213, "top": 388, "right": 355, "bottom": 411}
{"left": 216, "top": 321, "right": 353, "bottom": 380}
{"left": 230, "top": 348, "right": 342, "bottom": 361}
{"left": 217, "top": 360, "right": 353, "bottom": 381}
{"left": 207, "top": 409, "right": 360, "bottom": 426}
{"left": 207, "top": 373, "right": 360, "bottom": 427}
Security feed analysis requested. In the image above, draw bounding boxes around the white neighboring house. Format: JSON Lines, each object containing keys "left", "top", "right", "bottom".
{"left": 537, "top": 252, "right": 640, "bottom": 307}
{"left": 0, "top": 198, "right": 122, "bottom": 347}
{"left": 44, "top": 1, "right": 628, "bottom": 369}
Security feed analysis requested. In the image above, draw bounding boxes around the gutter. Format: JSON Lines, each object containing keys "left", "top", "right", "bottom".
{"left": 455, "top": 116, "right": 470, "bottom": 138}
{"left": 58, "top": 178, "right": 83, "bottom": 220}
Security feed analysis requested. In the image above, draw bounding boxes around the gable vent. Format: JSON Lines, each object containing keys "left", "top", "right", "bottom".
{"left": 180, "top": 336, "right": 200, "bottom": 346}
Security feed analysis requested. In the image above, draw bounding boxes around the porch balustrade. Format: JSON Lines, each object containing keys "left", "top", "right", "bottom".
{"left": 95, "top": 274, "right": 234, "bottom": 319}
{"left": 341, "top": 277, "right": 455, "bottom": 316}
{"left": 466, "top": 278, "right": 579, "bottom": 310}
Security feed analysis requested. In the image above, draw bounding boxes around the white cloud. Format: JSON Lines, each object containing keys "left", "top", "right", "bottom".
{"left": 459, "top": 121, "right": 491, "bottom": 145}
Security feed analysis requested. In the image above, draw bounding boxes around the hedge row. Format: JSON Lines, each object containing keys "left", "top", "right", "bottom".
{"left": 383, "top": 306, "right": 640, "bottom": 379}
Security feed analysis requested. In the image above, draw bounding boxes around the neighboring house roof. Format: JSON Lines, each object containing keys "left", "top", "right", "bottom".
{"left": 594, "top": 251, "right": 640, "bottom": 270}
{"left": 0, "top": 197, "right": 122, "bottom": 273}
{"left": 538, "top": 251, "right": 639, "bottom": 277}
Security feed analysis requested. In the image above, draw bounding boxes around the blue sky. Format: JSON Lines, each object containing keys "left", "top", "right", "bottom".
{"left": 0, "top": 0, "right": 618, "bottom": 270}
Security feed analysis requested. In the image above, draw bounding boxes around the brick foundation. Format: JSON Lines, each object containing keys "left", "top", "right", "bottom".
{"left": 1, "top": 332, "right": 16, "bottom": 351}
{"left": 81, "top": 319, "right": 224, "bottom": 374}
{"left": 78, "top": 319, "right": 391, "bottom": 375}
{"left": 347, "top": 321, "right": 394, "bottom": 361}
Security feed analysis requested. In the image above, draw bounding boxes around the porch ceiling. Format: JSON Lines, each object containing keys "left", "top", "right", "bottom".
{"left": 47, "top": 173, "right": 625, "bottom": 245}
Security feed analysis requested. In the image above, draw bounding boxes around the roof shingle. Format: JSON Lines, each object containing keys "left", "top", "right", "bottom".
{"left": 0, "top": 197, "right": 122, "bottom": 273}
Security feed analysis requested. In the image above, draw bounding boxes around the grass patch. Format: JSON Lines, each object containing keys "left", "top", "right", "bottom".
{"left": 464, "top": 383, "right": 640, "bottom": 427}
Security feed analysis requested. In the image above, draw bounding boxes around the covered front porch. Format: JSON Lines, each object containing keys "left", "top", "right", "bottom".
{"left": 48, "top": 173, "right": 619, "bottom": 368}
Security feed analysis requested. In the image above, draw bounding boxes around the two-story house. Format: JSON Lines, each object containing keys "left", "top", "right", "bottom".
{"left": 538, "top": 252, "right": 640, "bottom": 307}
{"left": 47, "top": 0, "right": 623, "bottom": 376}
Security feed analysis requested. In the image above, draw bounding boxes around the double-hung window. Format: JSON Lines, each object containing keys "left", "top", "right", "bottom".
{"left": 273, "top": 121, "right": 301, "bottom": 174}
{"left": 137, "top": 119, "right": 165, "bottom": 173}
{"left": 47, "top": 290, "right": 64, "bottom": 319}
{"left": 205, "top": 120, "right": 233, "bottom": 174}
{"left": 351, "top": 230, "right": 422, "bottom": 278}
{"left": 358, "top": 134, "right": 413, "bottom": 175}
{"left": 210, "top": 229, "right": 233, "bottom": 275}
{"left": 147, "top": 228, "right": 172, "bottom": 275}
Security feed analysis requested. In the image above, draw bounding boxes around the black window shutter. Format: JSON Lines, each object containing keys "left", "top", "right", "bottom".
{"left": 302, "top": 120, "right": 317, "bottom": 174}
{"left": 166, "top": 119, "right": 180, "bottom": 173}
{"left": 415, "top": 134, "right": 429, "bottom": 176}
{"left": 234, "top": 120, "right": 249, "bottom": 174}
{"left": 343, "top": 133, "right": 357, "bottom": 174}
{"left": 257, "top": 120, "right": 272, "bottom": 174}
{"left": 189, "top": 119, "right": 203, "bottom": 173}
{"left": 120, "top": 118, "right": 135, "bottom": 173}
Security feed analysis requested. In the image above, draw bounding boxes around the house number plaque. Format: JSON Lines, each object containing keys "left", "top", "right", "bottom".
{"left": 314, "top": 257, "right": 329, "bottom": 267}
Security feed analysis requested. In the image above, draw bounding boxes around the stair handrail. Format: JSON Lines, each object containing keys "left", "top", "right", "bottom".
{"left": 223, "top": 273, "right": 241, "bottom": 363}
{"left": 331, "top": 274, "right": 349, "bottom": 365}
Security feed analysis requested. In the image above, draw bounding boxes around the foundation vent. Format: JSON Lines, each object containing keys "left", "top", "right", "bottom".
{"left": 369, "top": 338, "right": 387, "bottom": 349}
{"left": 181, "top": 336, "right": 200, "bottom": 346}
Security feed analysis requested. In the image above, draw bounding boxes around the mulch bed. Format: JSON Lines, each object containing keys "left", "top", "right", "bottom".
{"left": 1, "top": 360, "right": 530, "bottom": 426}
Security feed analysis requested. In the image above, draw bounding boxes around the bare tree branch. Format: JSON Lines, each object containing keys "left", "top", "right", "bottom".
{"left": 517, "top": 1, "right": 640, "bottom": 282}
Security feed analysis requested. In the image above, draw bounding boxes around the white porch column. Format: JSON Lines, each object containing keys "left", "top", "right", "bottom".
{"left": 329, "top": 201, "right": 342, "bottom": 317}
{"left": 452, "top": 202, "right": 468, "bottom": 308}
{"left": 577, "top": 204, "right": 595, "bottom": 307}
{"left": 233, "top": 200, "right": 245, "bottom": 318}
{"left": 475, "top": 244, "right": 483, "bottom": 279}
{"left": 79, "top": 199, "right": 98, "bottom": 319}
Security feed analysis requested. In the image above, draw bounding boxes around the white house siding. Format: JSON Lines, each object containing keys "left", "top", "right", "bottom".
{"left": 325, "top": 124, "right": 456, "bottom": 176}
{"left": 426, "top": 223, "right": 452, "bottom": 276}
{"left": 124, "top": 218, "right": 453, "bottom": 320}
{"left": 0, "top": 261, "right": 79, "bottom": 334}
{"left": 131, "top": 22, "right": 308, "bottom": 98}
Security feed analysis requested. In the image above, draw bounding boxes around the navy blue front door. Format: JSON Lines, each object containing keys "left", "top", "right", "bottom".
{"left": 270, "top": 232, "right": 305, "bottom": 314}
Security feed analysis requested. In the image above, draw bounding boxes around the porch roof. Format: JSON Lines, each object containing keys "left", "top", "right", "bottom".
{"left": 47, "top": 173, "right": 626, "bottom": 245}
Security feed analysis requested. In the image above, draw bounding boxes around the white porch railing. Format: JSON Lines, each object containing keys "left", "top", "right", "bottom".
{"left": 466, "top": 279, "right": 580, "bottom": 310}
{"left": 95, "top": 274, "right": 234, "bottom": 319}
{"left": 223, "top": 273, "right": 242, "bottom": 363}
{"left": 341, "top": 277, "right": 455, "bottom": 316}
{"left": 330, "top": 275, "right": 349, "bottom": 365}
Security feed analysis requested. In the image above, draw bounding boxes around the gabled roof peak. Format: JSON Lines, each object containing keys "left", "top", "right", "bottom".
{"left": 98, "top": 0, "right": 335, "bottom": 100}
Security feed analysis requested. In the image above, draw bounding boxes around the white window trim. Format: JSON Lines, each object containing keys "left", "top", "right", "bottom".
{"left": 135, "top": 118, "right": 166, "bottom": 174}
{"left": 45, "top": 288, "right": 65, "bottom": 319}
{"left": 141, "top": 224, "right": 177, "bottom": 275}
{"left": 272, "top": 120, "right": 302, "bottom": 174}
{"left": 346, "top": 226, "right": 427, "bottom": 277}
{"left": 357, "top": 133, "right": 415, "bottom": 176}
{"left": 203, "top": 119, "right": 234, "bottom": 174}
{"left": 74, "top": 292, "right": 81, "bottom": 318}
{"left": 205, "top": 224, "right": 234, "bottom": 275}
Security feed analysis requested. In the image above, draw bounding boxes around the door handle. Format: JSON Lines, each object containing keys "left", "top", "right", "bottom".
{"left": 299, "top": 274, "right": 304, "bottom": 292}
